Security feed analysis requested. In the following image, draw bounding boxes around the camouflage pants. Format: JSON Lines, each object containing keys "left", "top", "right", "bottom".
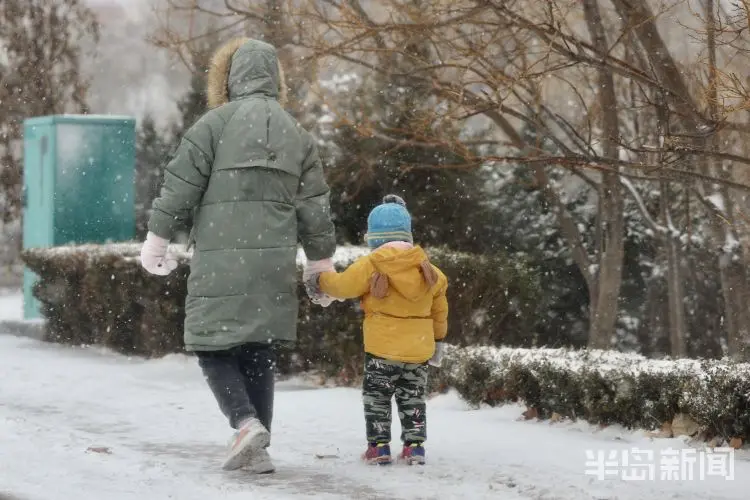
{"left": 363, "top": 353, "right": 428, "bottom": 444}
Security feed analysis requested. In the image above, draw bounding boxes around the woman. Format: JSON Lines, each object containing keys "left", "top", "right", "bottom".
{"left": 140, "top": 38, "right": 336, "bottom": 474}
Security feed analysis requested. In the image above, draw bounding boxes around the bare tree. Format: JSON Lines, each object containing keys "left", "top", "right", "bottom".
{"left": 706, "top": 0, "right": 750, "bottom": 359}
{"left": 580, "top": 0, "right": 625, "bottom": 349}
{"left": 289, "top": 0, "right": 655, "bottom": 346}
{"left": 290, "top": 0, "right": 750, "bottom": 353}
{"left": 150, "top": 0, "right": 312, "bottom": 113}
{"left": 147, "top": 0, "right": 750, "bottom": 355}
{"left": 0, "top": 0, "right": 99, "bottom": 225}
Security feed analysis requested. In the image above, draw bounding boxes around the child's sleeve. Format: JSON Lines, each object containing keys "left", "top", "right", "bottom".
{"left": 431, "top": 273, "right": 449, "bottom": 341}
{"left": 318, "top": 257, "right": 374, "bottom": 299}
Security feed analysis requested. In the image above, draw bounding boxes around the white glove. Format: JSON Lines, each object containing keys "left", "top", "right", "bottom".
{"left": 313, "top": 295, "right": 337, "bottom": 307}
{"left": 140, "top": 232, "right": 178, "bottom": 276}
{"left": 304, "top": 258, "right": 343, "bottom": 307}
{"left": 428, "top": 342, "right": 445, "bottom": 367}
{"left": 303, "top": 258, "right": 334, "bottom": 280}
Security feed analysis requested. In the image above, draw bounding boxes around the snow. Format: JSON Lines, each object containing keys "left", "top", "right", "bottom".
{"left": 723, "top": 233, "right": 740, "bottom": 255}
{"left": 706, "top": 193, "right": 726, "bottom": 214}
{"left": 297, "top": 246, "right": 370, "bottom": 266}
{"left": 0, "top": 290, "right": 22, "bottom": 321}
{"left": 26, "top": 243, "right": 371, "bottom": 268}
{"left": 58, "top": 114, "right": 135, "bottom": 121}
{"left": 0, "top": 332, "right": 748, "bottom": 500}
{"left": 319, "top": 73, "right": 361, "bottom": 94}
{"left": 56, "top": 124, "right": 88, "bottom": 176}
{"left": 620, "top": 177, "right": 667, "bottom": 236}
{"left": 448, "top": 344, "right": 750, "bottom": 378}
{"left": 1, "top": 290, "right": 748, "bottom": 499}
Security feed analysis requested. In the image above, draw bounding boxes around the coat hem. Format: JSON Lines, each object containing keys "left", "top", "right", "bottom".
{"left": 185, "top": 338, "right": 296, "bottom": 352}
{"left": 365, "top": 349, "right": 431, "bottom": 365}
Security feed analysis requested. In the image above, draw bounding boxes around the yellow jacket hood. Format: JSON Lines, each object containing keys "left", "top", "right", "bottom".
{"left": 369, "top": 246, "right": 437, "bottom": 302}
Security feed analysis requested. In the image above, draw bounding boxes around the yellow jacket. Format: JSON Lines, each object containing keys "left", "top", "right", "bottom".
{"left": 319, "top": 245, "right": 448, "bottom": 363}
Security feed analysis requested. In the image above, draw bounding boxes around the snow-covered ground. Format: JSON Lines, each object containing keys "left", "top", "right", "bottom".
{"left": 0, "top": 291, "right": 22, "bottom": 322}
{"left": 1, "top": 293, "right": 748, "bottom": 500}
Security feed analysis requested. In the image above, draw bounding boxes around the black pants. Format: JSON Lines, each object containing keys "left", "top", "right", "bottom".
{"left": 196, "top": 343, "right": 276, "bottom": 437}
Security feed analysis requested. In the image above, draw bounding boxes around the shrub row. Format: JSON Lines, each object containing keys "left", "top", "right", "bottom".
{"left": 436, "top": 344, "right": 750, "bottom": 440}
{"left": 21, "top": 243, "right": 540, "bottom": 376}
{"left": 22, "top": 243, "right": 749, "bottom": 438}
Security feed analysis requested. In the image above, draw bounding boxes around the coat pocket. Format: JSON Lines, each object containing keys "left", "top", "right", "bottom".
{"left": 216, "top": 156, "right": 301, "bottom": 179}
{"left": 202, "top": 161, "right": 298, "bottom": 208}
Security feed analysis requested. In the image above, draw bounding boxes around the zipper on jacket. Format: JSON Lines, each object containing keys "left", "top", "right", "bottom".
{"left": 264, "top": 99, "right": 275, "bottom": 163}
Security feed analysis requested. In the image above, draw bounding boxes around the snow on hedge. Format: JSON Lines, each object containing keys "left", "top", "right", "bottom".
{"left": 25, "top": 241, "right": 371, "bottom": 267}
{"left": 444, "top": 344, "right": 742, "bottom": 377}
{"left": 438, "top": 344, "right": 750, "bottom": 441}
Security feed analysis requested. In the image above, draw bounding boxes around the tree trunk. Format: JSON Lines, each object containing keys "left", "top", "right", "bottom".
{"left": 583, "top": 0, "right": 624, "bottom": 349}
{"left": 613, "top": 0, "right": 750, "bottom": 359}
{"left": 587, "top": 175, "right": 625, "bottom": 349}
{"left": 635, "top": 275, "right": 669, "bottom": 356}
{"left": 262, "top": 0, "right": 310, "bottom": 114}
{"left": 653, "top": 90, "right": 688, "bottom": 357}
{"left": 705, "top": 0, "right": 750, "bottom": 360}
{"left": 660, "top": 181, "right": 687, "bottom": 357}
{"left": 716, "top": 181, "right": 750, "bottom": 360}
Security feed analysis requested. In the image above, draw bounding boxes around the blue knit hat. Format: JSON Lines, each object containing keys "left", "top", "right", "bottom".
{"left": 365, "top": 195, "right": 413, "bottom": 249}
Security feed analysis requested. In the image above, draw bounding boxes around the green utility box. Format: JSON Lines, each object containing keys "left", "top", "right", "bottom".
{"left": 22, "top": 115, "right": 136, "bottom": 320}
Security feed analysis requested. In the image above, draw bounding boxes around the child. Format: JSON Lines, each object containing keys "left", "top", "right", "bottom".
{"left": 305, "top": 195, "right": 448, "bottom": 465}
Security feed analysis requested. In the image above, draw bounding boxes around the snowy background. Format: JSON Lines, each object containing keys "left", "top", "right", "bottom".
{"left": 3, "top": 0, "right": 750, "bottom": 497}
{"left": 1, "top": 0, "right": 749, "bottom": 358}
{"left": 81, "top": 0, "right": 187, "bottom": 130}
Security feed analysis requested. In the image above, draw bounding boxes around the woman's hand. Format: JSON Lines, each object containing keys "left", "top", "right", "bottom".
{"left": 303, "top": 259, "right": 340, "bottom": 307}
{"left": 140, "top": 232, "right": 178, "bottom": 276}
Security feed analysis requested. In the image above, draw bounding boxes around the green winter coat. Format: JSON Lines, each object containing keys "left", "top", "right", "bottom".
{"left": 147, "top": 38, "right": 336, "bottom": 351}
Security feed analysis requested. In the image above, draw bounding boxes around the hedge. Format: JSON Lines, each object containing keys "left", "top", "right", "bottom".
{"left": 435, "top": 344, "right": 750, "bottom": 441}
{"left": 20, "top": 242, "right": 750, "bottom": 438}
{"left": 21, "top": 243, "right": 540, "bottom": 376}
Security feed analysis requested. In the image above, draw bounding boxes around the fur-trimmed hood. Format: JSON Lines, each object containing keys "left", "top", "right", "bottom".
{"left": 207, "top": 38, "right": 287, "bottom": 109}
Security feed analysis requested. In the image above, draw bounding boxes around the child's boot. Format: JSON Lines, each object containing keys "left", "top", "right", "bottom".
{"left": 362, "top": 442, "right": 392, "bottom": 465}
{"left": 399, "top": 442, "right": 426, "bottom": 465}
{"left": 222, "top": 417, "right": 271, "bottom": 470}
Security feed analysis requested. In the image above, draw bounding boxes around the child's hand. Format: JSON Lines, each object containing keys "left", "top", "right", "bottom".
{"left": 312, "top": 294, "right": 336, "bottom": 307}
{"left": 428, "top": 342, "right": 445, "bottom": 367}
{"left": 303, "top": 272, "right": 323, "bottom": 300}
{"left": 313, "top": 293, "right": 346, "bottom": 307}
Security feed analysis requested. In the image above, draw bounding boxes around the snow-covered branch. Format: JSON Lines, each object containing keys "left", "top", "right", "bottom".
{"left": 621, "top": 177, "right": 669, "bottom": 236}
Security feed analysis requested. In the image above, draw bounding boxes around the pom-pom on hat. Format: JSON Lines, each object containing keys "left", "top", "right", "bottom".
{"left": 365, "top": 195, "right": 413, "bottom": 249}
